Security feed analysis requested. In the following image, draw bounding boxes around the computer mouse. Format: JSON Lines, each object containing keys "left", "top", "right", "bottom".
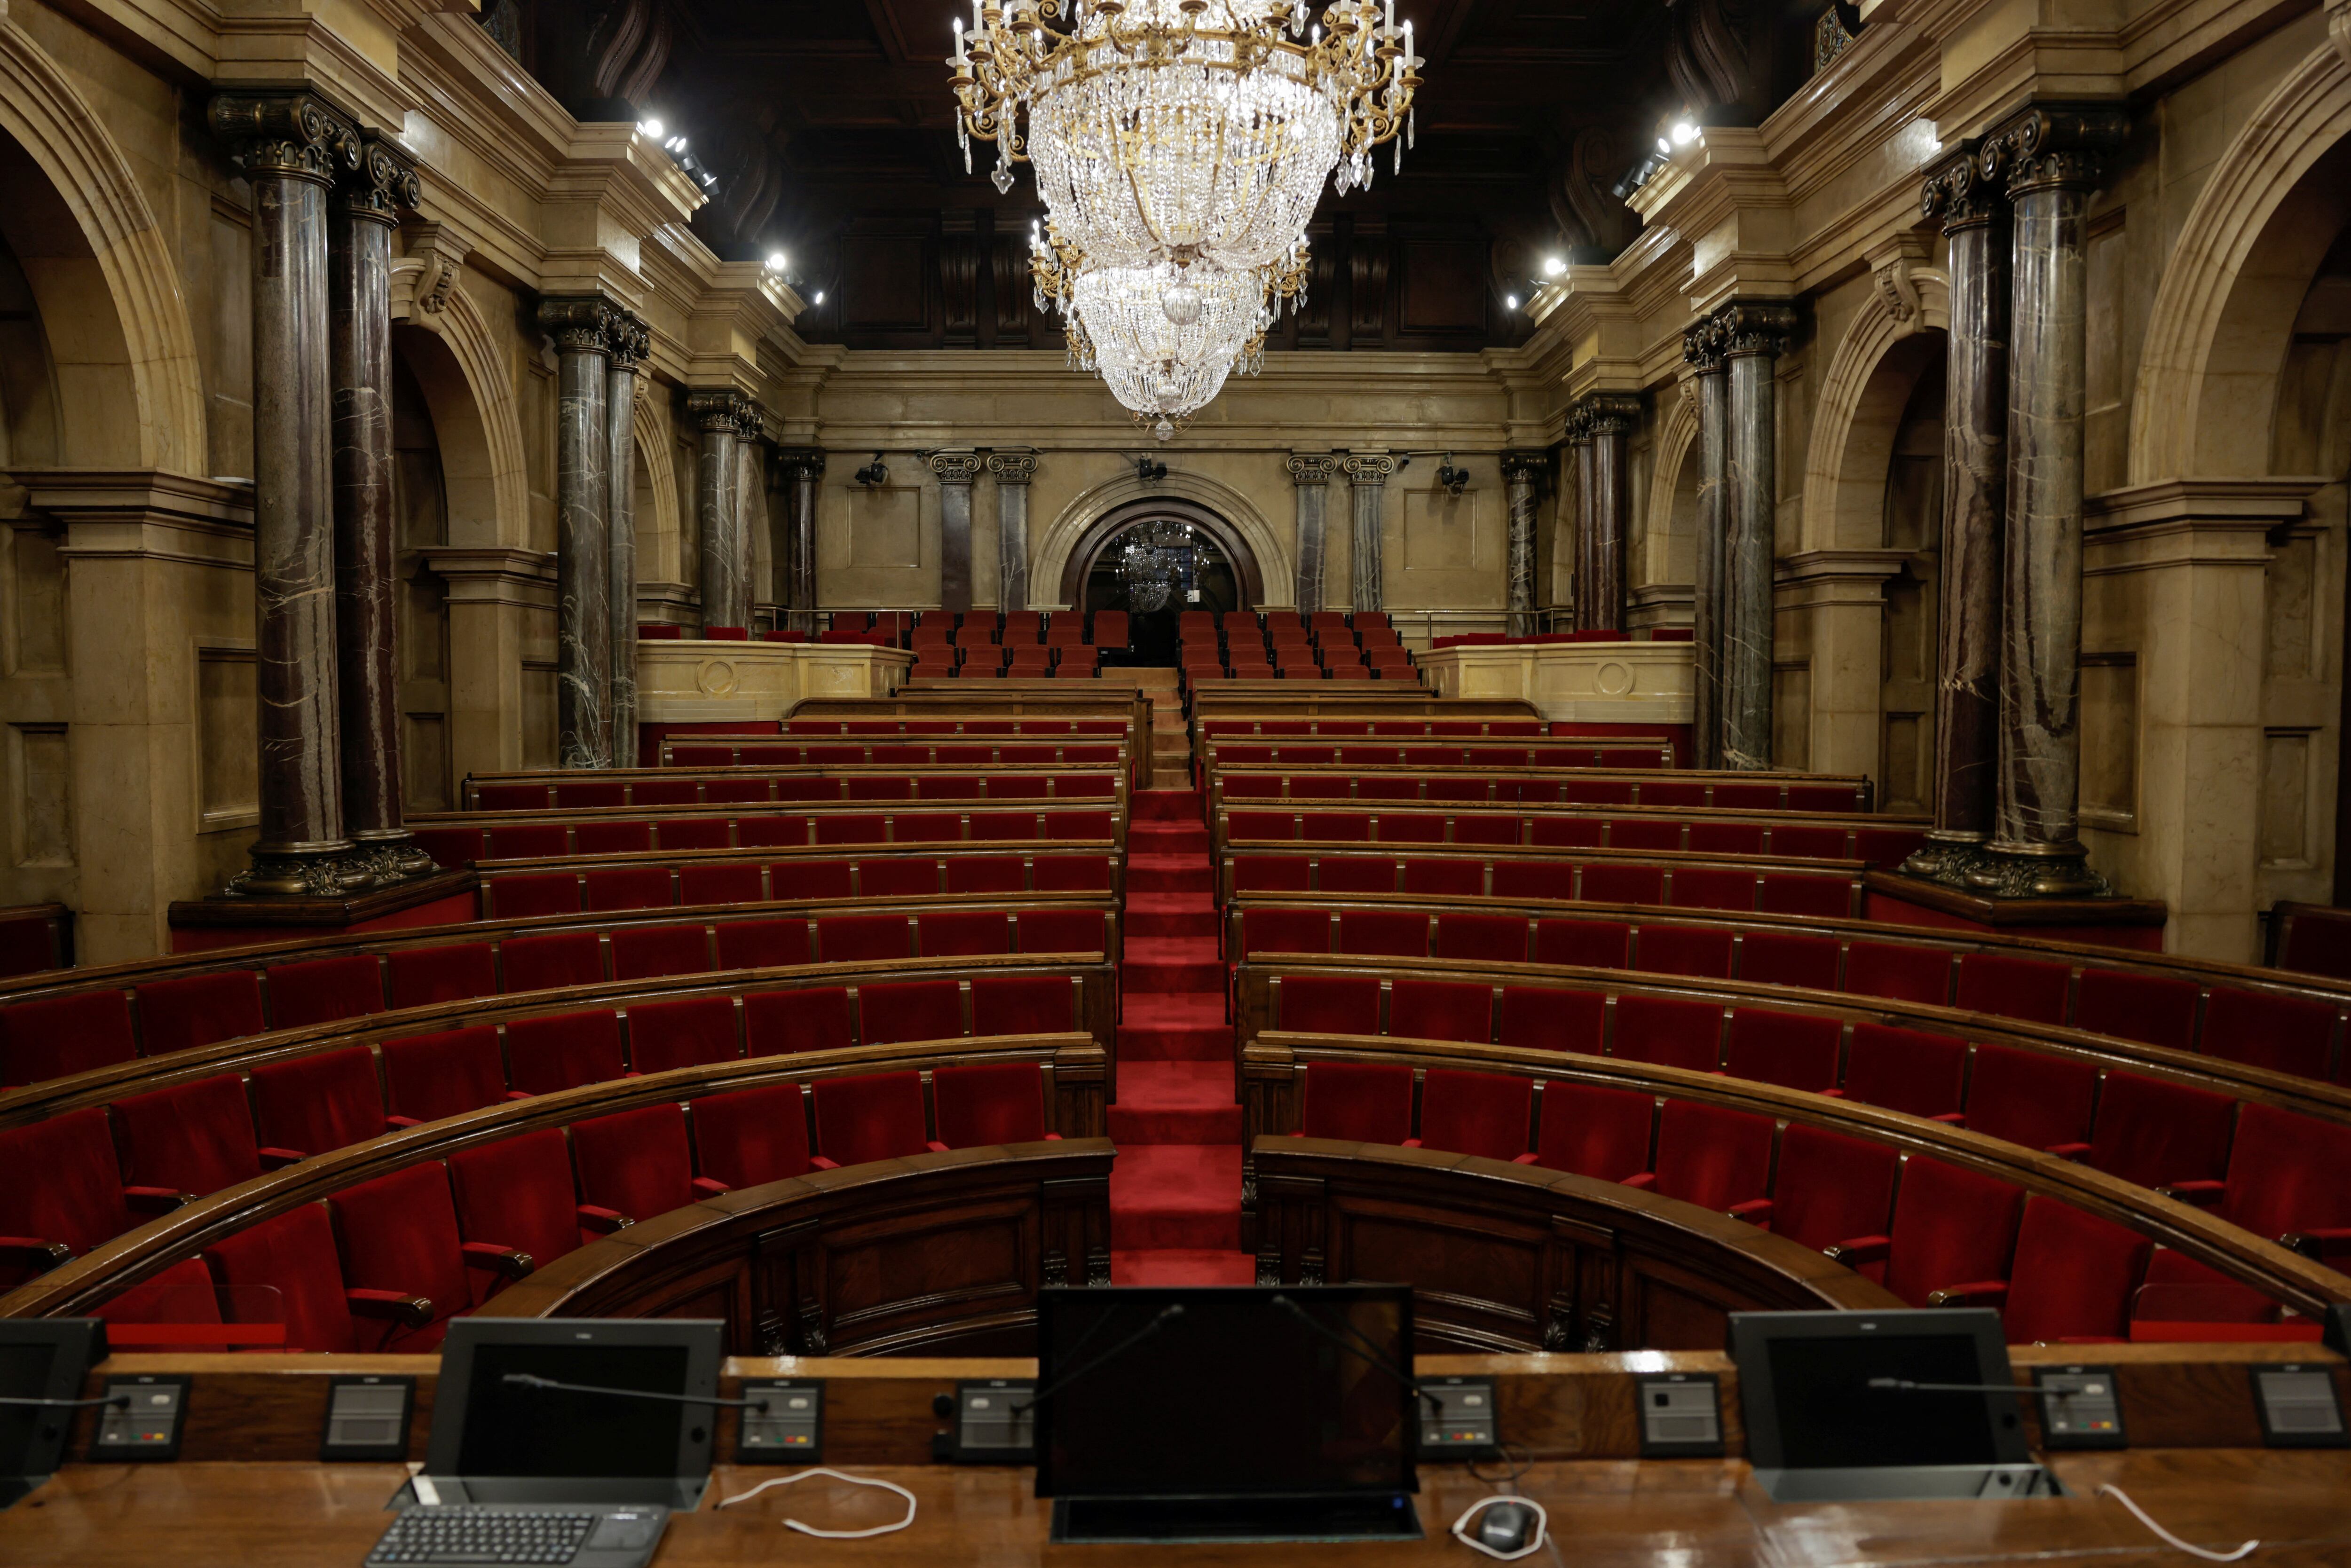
{"left": 1474, "top": 1498, "right": 1540, "bottom": 1555}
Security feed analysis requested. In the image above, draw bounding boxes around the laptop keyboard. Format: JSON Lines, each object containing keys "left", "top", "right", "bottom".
{"left": 368, "top": 1505, "right": 599, "bottom": 1564}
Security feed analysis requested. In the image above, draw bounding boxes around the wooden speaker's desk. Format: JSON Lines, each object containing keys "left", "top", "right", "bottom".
{"left": 8, "top": 1450, "right": 2351, "bottom": 1566}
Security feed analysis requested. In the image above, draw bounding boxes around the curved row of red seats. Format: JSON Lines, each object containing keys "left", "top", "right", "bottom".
{"left": 1228, "top": 853, "right": 1860, "bottom": 920}
{"left": 665, "top": 742, "right": 1127, "bottom": 767}
{"left": 1222, "top": 772, "right": 1863, "bottom": 812}
{"left": 418, "top": 807, "right": 1120, "bottom": 866}
{"left": 0, "top": 976, "right": 1084, "bottom": 1286}
{"left": 1288, "top": 1060, "right": 2324, "bottom": 1342}
{"left": 92, "top": 1065, "right": 1057, "bottom": 1352}
{"left": 467, "top": 772, "right": 1120, "bottom": 812}
{"left": 1209, "top": 743, "right": 1678, "bottom": 769}
{"left": 1223, "top": 810, "right": 1924, "bottom": 866}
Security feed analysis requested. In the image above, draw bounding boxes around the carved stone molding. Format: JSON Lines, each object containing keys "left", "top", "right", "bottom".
{"left": 605, "top": 311, "right": 652, "bottom": 371}
{"left": 986, "top": 449, "right": 1038, "bottom": 485}
{"left": 1500, "top": 450, "right": 1551, "bottom": 483}
{"left": 686, "top": 387, "right": 757, "bottom": 434}
{"left": 929, "top": 449, "right": 985, "bottom": 486}
{"left": 396, "top": 222, "right": 468, "bottom": 320}
{"left": 1286, "top": 452, "right": 1340, "bottom": 486}
{"left": 1715, "top": 300, "right": 1799, "bottom": 359}
{"left": 1865, "top": 232, "right": 1936, "bottom": 329}
{"left": 1980, "top": 102, "right": 2129, "bottom": 199}
{"left": 339, "top": 131, "right": 421, "bottom": 226}
{"left": 772, "top": 447, "right": 827, "bottom": 480}
{"left": 1575, "top": 392, "right": 1643, "bottom": 437}
{"left": 205, "top": 92, "right": 360, "bottom": 187}
{"left": 539, "top": 295, "right": 623, "bottom": 356}
{"left": 1919, "top": 139, "right": 2003, "bottom": 233}
{"left": 1682, "top": 315, "right": 1728, "bottom": 374}
{"left": 1341, "top": 452, "right": 1396, "bottom": 485}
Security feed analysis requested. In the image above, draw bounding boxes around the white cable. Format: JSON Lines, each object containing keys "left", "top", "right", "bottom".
{"left": 1449, "top": 1495, "right": 1548, "bottom": 1561}
{"left": 2097, "top": 1483, "right": 2257, "bottom": 1563}
{"left": 716, "top": 1467, "right": 918, "bottom": 1539}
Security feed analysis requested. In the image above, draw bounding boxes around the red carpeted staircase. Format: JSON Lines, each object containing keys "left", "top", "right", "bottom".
{"left": 1109, "top": 785, "right": 1255, "bottom": 1285}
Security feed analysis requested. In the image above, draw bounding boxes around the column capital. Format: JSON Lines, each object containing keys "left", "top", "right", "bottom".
{"left": 1920, "top": 140, "right": 2004, "bottom": 234}
{"left": 773, "top": 447, "right": 827, "bottom": 480}
{"left": 930, "top": 449, "right": 984, "bottom": 487}
{"left": 540, "top": 296, "right": 625, "bottom": 356}
{"left": 1500, "top": 450, "right": 1550, "bottom": 483}
{"left": 206, "top": 91, "right": 360, "bottom": 187}
{"left": 606, "top": 311, "right": 653, "bottom": 372}
{"left": 686, "top": 387, "right": 757, "bottom": 434}
{"left": 1341, "top": 452, "right": 1396, "bottom": 485}
{"left": 1286, "top": 452, "right": 1341, "bottom": 485}
{"left": 986, "top": 449, "right": 1038, "bottom": 486}
{"left": 1981, "top": 101, "right": 2128, "bottom": 199}
{"left": 1681, "top": 315, "right": 1728, "bottom": 375}
{"left": 336, "top": 130, "right": 420, "bottom": 226}
{"left": 1573, "top": 393, "right": 1642, "bottom": 438}
{"left": 1713, "top": 300, "right": 1799, "bottom": 360}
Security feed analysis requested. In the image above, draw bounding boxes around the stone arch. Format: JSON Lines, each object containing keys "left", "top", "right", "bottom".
{"left": 1643, "top": 379, "right": 1702, "bottom": 589}
{"left": 631, "top": 390, "right": 683, "bottom": 586}
{"left": 1055, "top": 496, "right": 1268, "bottom": 609}
{"left": 388, "top": 266, "right": 530, "bottom": 547}
{"left": 1801, "top": 276, "right": 1951, "bottom": 552}
{"left": 1033, "top": 467, "right": 1287, "bottom": 609}
{"left": 2130, "top": 39, "right": 2351, "bottom": 482}
{"left": 0, "top": 20, "right": 205, "bottom": 475}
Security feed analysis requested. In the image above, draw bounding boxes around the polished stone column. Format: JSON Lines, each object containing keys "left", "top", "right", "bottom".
{"left": 774, "top": 448, "right": 825, "bottom": 633}
{"left": 329, "top": 134, "right": 432, "bottom": 878}
{"left": 208, "top": 93, "right": 371, "bottom": 896}
{"left": 1568, "top": 411, "right": 1597, "bottom": 628}
{"left": 931, "top": 449, "right": 982, "bottom": 613}
{"left": 1905, "top": 144, "right": 2011, "bottom": 884}
{"left": 1502, "top": 451, "right": 1546, "bottom": 637}
{"left": 1718, "top": 303, "right": 1799, "bottom": 772}
{"left": 605, "top": 313, "right": 649, "bottom": 767}
{"left": 1968, "top": 104, "right": 2128, "bottom": 898}
{"left": 544, "top": 297, "right": 615, "bottom": 767}
{"left": 689, "top": 390, "right": 754, "bottom": 629}
{"left": 1287, "top": 453, "right": 1338, "bottom": 611}
{"left": 1342, "top": 452, "right": 1395, "bottom": 612}
{"left": 988, "top": 449, "right": 1038, "bottom": 612}
{"left": 1580, "top": 394, "right": 1642, "bottom": 634}
{"left": 1682, "top": 323, "right": 1730, "bottom": 770}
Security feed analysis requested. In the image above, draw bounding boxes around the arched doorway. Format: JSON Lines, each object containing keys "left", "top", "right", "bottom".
{"left": 1057, "top": 498, "right": 1263, "bottom": 666}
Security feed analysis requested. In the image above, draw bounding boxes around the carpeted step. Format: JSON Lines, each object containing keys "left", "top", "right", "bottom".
{"left": 1124, "top": 892, "right": 1220, "bottom": 941}
{"left": 1109, "top": 1143, "right": 1243, "bottom": 1250}
{"left": 1110, "top": 1249, "right": 1258, "bottom": 1286}
{"left": 1131, "top": 788, "right": 1205, "bottom": 822}
{"left": 1128, "top": 854, "right": 1213, "bottom": 894}
{"left": 1121, "top": 937, "right": 1224, "bottom": 993}
{"left": 1118, "top": 992, "right": 1232, "bottom": 1062}
{"left": 1129, "top": 821, "right": 1210, "bottom": 851}
{"left": 1109, "top": 1061, "right": 1241, "bottom": 1144}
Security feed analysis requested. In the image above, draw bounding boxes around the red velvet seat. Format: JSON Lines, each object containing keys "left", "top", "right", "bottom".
{"left": 1377, "top": 815, "right": 1447, "bottom": 845}
{"left": 1529, "top": 1083, "right": 1654, "bottom": 1179}
{"left": 1581, "top": 863, "right": 1665, "bottom": 905}
{"left": 202, "top": 1204, "right": 360, "bottom": 1353}
{"left": 1337, "top": 911, "right": 1428, "bottom": 958}
{"left": 500, "top": 931, "right": 605, "bottom": 993}
{"left": 1685, "top": 821, "right": 1767, "bottom": 857}
{"left": 486, "top": 873, "right": 579, "bottom": 919}
{"left": 690, "top": 1084, "right": 813, "bottom": 1188}
{"left": 1610, "top": 995, "right": 1724, "bottom": 1073}
{"left": 1992, "top": 1198, "right": 2151, "bottom": 1343}
{"left": 572, "top": 1104, "right": 726, "bottom": 1219}
{"left": 2198, "top": 987, "right": 2336, "bottom": 1080}
{"left": 1828, "top": 1155, "right": 2025, "bottom": 1308}
{"left": 745, "top": 987, "right": 854, "bottom": 1055}
{"left": 249, "top": 1047, "right": 394, "bottom": 1159}
{"left": 627, "top": 996, "right": 740, "bottom": 1074}
{"left": 919, "top": 911, "right": 1013, "bottom": 957}
{"left": 1532, "top": 918, "right": 1629, "bottom": 969}
{"left": 1318, "top": 857, "right": 1399, "bottom": 894}
{"left": 715, "top": 919, "right": 810, "bottom": 970}
{"left": 771, "top": 860, "right": 855, "bottom": 899}
{"left": 1016, "top": 910, "right": 1110, "bottom": 957}
{"left": 583, "top": 865, "right": 672, "bottom": 911}
{"left": 1389, "top": 980, "right": 1492, "bottom": 1044}
{"left": 1835, "top": 1022, "right": 1967, "bottom": 1121}
{"left": 0, "top": 991, "right": 137, "bottom": 1087}
{"left": 1953, "top": 953, "right": 2073, "bottom": 1026}
{"left": 94, "top": 1257, "right": 223, "bottom": 1349}
{"left": 448, "top": 1127, "right": 599, "bottom": 1264}
{"left": 947, "top": 857, "right": 1027, "bottom": 894}
{"left": 488, "top": 824, "right": 569, "bottom": 860}
{"left": 504, "top": 1009, "right": 626, "bottom": 1095}
{"left": 1842, "top": 941, "right": 1954, "bottom": 1006}
{"left": 575, "top": 821, "right": 656, "bottom": 858}
{"left": 1964, "top": 1042, "right": 2099, "bottom": 1150}
{"left": 1409, "top": 1070, "right": 1534, "bottom": 1161}
{"left": 970, "top": 976, "right": 1078, "bottom": 1035}
{"left": 2073, "top": 1070, "right": 2236, "bottom": 1189}
{"left": 2176, "top": 1102, "right": 2351, "bottom": 1258}
{"left": 0, "top": 1107, "right": 134, "bottom": 1285}
{"left": 1275, "top": 975, "right": 1379, "bottom": 1034}
{"left": 2074, "top": 969, "right": 2200, "bottom": 1051}
{"left": 1607, "top": 819, "right": 1682, "bottom": 853}
{"left": 1722, "top": 1008, "right": 1842, "bottom": 1094}
{"left": 811, "top": 1072, "right": 945, "bottom": 1167}
{"left": 266, "top": 954, "right": 386, "bottom": 1030}
{"left": 933, "top": 1062, "right": 1055, "bottom": 1146}
{"left": 382, "top": 1025, "right": 514, "bottom": 1124}
{"left": 135, "top": 970, "right": 266, "bottom": 1056}
{"left": 1755, "top": 874, "right": 1854, "bottom": 919}
{"left": 1032, "top": 855, "right": 1113, "bottom": 893}
{"left": 1401, "top": 859, "right": 1484, "bottom": 897}
{"left": 1496, "top": 986, "right": 1605, "bottom": 1052}
{"left": 1633, "top": 924, "right": 1736, "bottom": 979}
{"left": 1296, "top": 1062, "right": 1414, "bottom": 1144}
{"left": 746, "top": 814, "right": 819, "bottom": 847}
{"left": 330, "top": 1162, "right": 496, "bottom": 1346}
{"left": 1232, "top": 856, "right": 1312, "bottom": 894}
{"left": 1766, "top": 1124, "right": 1898, "bottom": 1252}
{"left": 1736, "top": 931, "right": 1841, "bottom": 991}
{"left": 387, "top": 943, "right": 498, "bottom": 1009}
{"left": 609, "top": 923, "right": 711, "bottom": 981}
{"left": 1432, "top": 914, "right": 1526, "bottom": 962}
{"left": 859, "top": 979, "right": 964, "bottom": 1044}
{"left": 111, "top": 1074, "right": 264, "bottom": 1196}
{"left": 818, "top": 914, "right": 913, "bottom": 963}
{"left": 1627, "top": 1100, "right": 1773, "bottom": 1213}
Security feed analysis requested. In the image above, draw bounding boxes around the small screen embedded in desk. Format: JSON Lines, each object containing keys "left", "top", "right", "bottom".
{"left": 455, "top": 1344, "right": 690, "bottom": 1480}
{"left": 0, "top": 1345, "right": 58, "bottom": 1474}
{"left": 1765, "top": 1333, "right": 2002, "bottom": 1470}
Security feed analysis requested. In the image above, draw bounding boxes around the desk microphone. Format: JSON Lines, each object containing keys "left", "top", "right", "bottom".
{"left": 1269, "top": 1293, "right": 1441, "bottom": 1412}
{"left": 499, "top": 1373, "right": 776, "bottom": 1415}
{"left": 1864, "top": 1378, "right": 2102, "bottom": 1399}
{"left": 0, "top": 1393, "right": 132, "bottom": 1409}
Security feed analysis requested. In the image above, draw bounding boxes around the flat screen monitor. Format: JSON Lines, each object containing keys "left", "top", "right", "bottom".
{"left": 424, "top": 1319, "right": 722, "bottom": 1505}
{"left": 0, "top": 1320, "right": 105, "bottom": 1507}
{"left": 1033, "top": 1284, "right": 1418, "bottom": 1502}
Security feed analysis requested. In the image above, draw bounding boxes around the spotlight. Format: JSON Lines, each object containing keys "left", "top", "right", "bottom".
{"left": 854, "top": 453, "right": 889, "bottom": 487}
{"left": 1671, "top": 120, "right": 1699, "bottom": 145}
{"left": 765, "top": 252, "right": 789, "bottom": 273}
{"left": 1435, "top": 456, "right": 1469, "bottom": 496}
{"left": 813, "top": 290, "right": 826, "bottom": 304}
{"left": 1657, "top": 136, "right": 1671, "bottom": 154}
{"left": 1505, "top": 293, "right": 1519, "bottom": 310}
{"left": 1541, "top": 256, "right": 1565, "bottom": 277}
{"left": 1133, "top": 456, "right": 1168, "bottom": 483}
{"left": 638, "top": 118, "right": 665, "bottom": 139}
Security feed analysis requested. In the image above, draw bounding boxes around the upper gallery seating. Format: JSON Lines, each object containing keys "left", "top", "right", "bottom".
{"left": 1208, "top": 765, "right": 1866, "bottom": 811}
{"left": 408, "top": 803, "right": 1123, "bottom": 866}
{"left": 909, "top": 610, "right": 1123, "bottom": 677}
{"left": 1179, "top": 611, "right": 1425, "bottom": 686}
{"left": 1215, "top": 804, "right": 1927, "bottom": 867}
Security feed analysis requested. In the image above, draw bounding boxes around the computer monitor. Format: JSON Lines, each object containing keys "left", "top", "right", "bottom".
{"left": 422, "top": 1319, "right": 723, "bottom": 1509}
{"left": 0, "top": 1320, "right": 106, "bottom": 1509}
{"left": 1033, "top": 1284, "right": 1421, "bottom": 1543}
{"left": 1729, "top": 1308, "right": 2053, "bottom": 1502}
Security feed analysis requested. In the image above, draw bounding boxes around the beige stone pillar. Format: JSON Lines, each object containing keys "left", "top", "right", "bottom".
{"left": 417, "top": 546, "right": 555, "bottom": 782}
{"left": 1776, "top": 551, "right": 1908, "bottom": 781}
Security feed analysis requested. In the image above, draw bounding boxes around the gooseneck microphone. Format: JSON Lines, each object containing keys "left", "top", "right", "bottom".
{"left": 1864, "top": 1378, "right": 2105, "bottom": 1399}
{"left": 499, "top": 1372, "right": 775, "bottom": 1415}
{"left": 0, "top": 1393, "right": 132, "bottom": 1410}
{"left": 1269, "top": 1293, "right": 1441, "bottom": 1411}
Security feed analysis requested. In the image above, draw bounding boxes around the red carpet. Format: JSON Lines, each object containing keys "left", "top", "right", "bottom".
{"left": 1108, "top": 786, "right": 1252, "bottom": 1285}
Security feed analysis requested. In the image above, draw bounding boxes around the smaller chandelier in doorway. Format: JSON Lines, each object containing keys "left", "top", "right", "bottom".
{"left": 1115, "top": 518, "right": 1202, "bottom": 612}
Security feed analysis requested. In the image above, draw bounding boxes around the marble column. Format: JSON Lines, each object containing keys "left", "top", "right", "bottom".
{"left": 1287, "top": 453, "right": 1338, "bottom": 611}
{"left": 774, "top": 449, "right": 825, "bottom": 633}
{"left": 931, "top": 450, "right": 983, "bottom": 613}
{"left": 1341, "top": 452, "right": 1395, "bottom": 612}
{"left": 605, "top": 313, "right": 649, "bottom": 767}
{"left": 988, "top": 449, "right": 1038, "bottom": 612}
{"left": 329, "top": 134, "right": 432, "bottom": 879}
{"left": 1568, "top": 411, "right": 1597, "bottom": 628}
{"left": 1502, "top": 452, "right": 1546, "bottom": 637}
{"left": 1968, "top": 104, "right": 2128, "bottom": 899}
{"left": 1681, "top": 323, "right": 1730, "bottom": 770}
{"left": 1718, "top": 303, "right": 1799, "bottom": 772}
{"left": 208, "top": 93, "right": 371, "bottom": 897}
{"left": 689, "top": 390, "right": 753, "bottom": 629}
{"left": 544, "top": 297, "right": 615, "bottom": 767}
{"left": 1905, "top": 144, "right": 2011, "bottom": 884}
{"left": 1581, "top": 394, "right": 1642, "bottom": 634}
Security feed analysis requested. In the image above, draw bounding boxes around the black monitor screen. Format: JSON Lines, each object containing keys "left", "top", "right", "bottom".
{"left": 0, "top": 1344, "right": 57, "bottom": 1474}
{"left": 1764, "top": 1334, "right": 2000, "bottom": 1469}
{"left": 1034, "top": 1286, "right": 1416, "bottom": 1499}
{"left": 455, "top": 1344, "right": 691, "bottom": 1480}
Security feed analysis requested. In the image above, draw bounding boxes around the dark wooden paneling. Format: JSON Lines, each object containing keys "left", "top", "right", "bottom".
{"left": 837, "top": 229, "right": 932, "bottom": 334}
{"left": 1398, "top": 239, "right": 1490, "bottom": 336}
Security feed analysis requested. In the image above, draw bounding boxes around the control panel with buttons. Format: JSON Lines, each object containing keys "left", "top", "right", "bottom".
{"left": 2252, "top": 1364, "right": 2350, "bottom": 1448}
{"left": 90, "top": 1374, "right": 191, "bottom": 1462}
{"left": 737, "top": 1379, "right": 824, "bottom": 1463}
{"left": 321, "top": 1375, "right": 415, "bottom": 1462}
{"left": 934, "top": 1380, "right": 1036, "bottom": 1463}
{"left": 1636, "top": 1371, "right": 1723, "bottom": 1458}
{"left": 2031, "top": 1366, "right": 2125, "bottom": 1450}
{"left": 1416, "top": 1376, "right": 1499, "bottom": 1460}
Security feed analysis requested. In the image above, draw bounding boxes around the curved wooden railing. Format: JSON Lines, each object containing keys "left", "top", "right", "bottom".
{"left": 1239, "top": 1032, "right": 2351, "bottom": 1319}
{"left": 2, "top": 952, "right": 1119, "bottom": 1127}
{"left": 0, "top": 1034, "right": 1108, "bottom": 1321}
{"left": 1250, "top": 1136, "right": 1902, "bottom": 1354}
{"left": 457, "top": 761, "right": 1128, "bottom": 812}
{"left": 1218, "top": 845, "right": 1867, "bottom": 917}
{"left": 471, "top": 1140, "right": 1115, "bottom": 1357}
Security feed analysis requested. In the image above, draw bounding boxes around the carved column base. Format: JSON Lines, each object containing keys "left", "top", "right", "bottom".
{"left": 1962, "top": 842, "right": 2111, "bottom": 899}
{"left": 350, "top": 830, "right": 441, "bottom": 882}
{"left": 1896, "top": 833, "right": 1996, "bottom": 888}
{"left": 228, "top": 848, "right": 379, "bottom": 898}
